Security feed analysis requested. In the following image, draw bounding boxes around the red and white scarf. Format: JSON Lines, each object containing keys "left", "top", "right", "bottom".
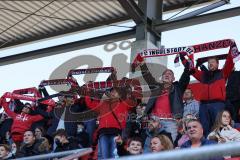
{"left": 12, "top": 87, "right": 42, "bottom": 98}
{"left": 39, "top": 78, "right": 78, "bottom": 88}
{"left": 67, "top": 67, "right": 114, "bottom": 78}
{"left": 70, "top": 79, "right": 142, "bottom": 99}
{"left": 2, "top": 92, "right": 38, "bottom": 101}
{"left": 132, "top": 39, "right": 240, "bottom": 70}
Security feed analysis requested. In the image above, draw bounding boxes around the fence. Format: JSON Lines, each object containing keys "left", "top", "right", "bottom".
{"left": 110, "top": 142, "right": 240, "bottom": 160}
{"left": 16, "top": 148, "right": 92, "bottom": 160}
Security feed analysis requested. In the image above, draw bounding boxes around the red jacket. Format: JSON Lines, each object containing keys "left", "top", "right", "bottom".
{"left": 85, "top": 96, "right": 136, "bottom": 130}
{"left": 1, "top": 99, "right": 43, "bottom": 134}
{"left": 193, "top": 54, "right": 234, "bottom": 101}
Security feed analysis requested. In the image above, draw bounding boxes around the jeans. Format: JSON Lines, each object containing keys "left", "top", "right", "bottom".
{"left": 84, "top": 119, "right": 97, "bottom": 145}
{"left": 98, "top": 134, "right": 116, "bottom": 159}
{"left": 199, "top": 102, "right": 225, "bottom": 137}
{"left": 160, "top": 120, "right": 178, "bottom": 142}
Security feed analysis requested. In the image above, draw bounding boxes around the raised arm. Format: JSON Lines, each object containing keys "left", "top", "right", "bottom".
{"left": 38, "top": 86, "right": 49, "bottom": 97}
{"left": 179, "top": 66, "right": 191, "bottom": 94}
{"left": 106, "top": 68, "right": 117, "bottom": 81}
{"left": 180, "top": 54, "right": 203, "bottom": 82}
{"left": 222, "top": 53, "right": 234, "bottom": 79}
{"left": 140, "top": 62, "right": 158, "bottom": 87}
{"left": 85, "top": 96, "right": 100, "bottom": 109}
{"left": 0, "top": 97, "right": 17, "bottom": 118}
{"left": 35, "top": 105, "right": 53, "bottom": 119}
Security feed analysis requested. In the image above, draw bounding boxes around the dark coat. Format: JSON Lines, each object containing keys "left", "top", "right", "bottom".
{"left": 16, "top": 138, "right": 49, "bottom": 158}
{"left": 140, "top": 63, "right": 190, "bottom": 119}
{"left": 36, "top": 104, "right": 80, "bottom": 137}
{"left": 54, "top": 137, "right": 79, "bottom": 153}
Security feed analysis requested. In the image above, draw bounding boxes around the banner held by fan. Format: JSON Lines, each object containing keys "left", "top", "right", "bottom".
{"left": 131, "top": 46, "right": 194, "bottom": 72}
{"left": 131, "top": 39, "right": 240, "bottom": 71}
{"left": 174, "top": 39, "right": 240, "bottom": 67}
{"left": 67, "top": 67, "right": 115, "bottom": 78}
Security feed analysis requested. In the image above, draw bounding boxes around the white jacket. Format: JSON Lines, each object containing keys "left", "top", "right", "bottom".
{"left": 208, "top": 125, "right": 240, "bottom": 142}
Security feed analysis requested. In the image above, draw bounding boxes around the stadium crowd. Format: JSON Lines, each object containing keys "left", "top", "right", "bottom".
{"left": 0, "top": 53, "right": 240, "bottom": 160}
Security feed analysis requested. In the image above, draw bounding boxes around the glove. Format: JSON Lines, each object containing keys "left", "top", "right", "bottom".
{"left": 184, "top": 61, "right": 195, "bottom": 75}
{"left": 179, "top": 53, "right": 186, "bottom": 61}
{"left": 136, "top": 54, "right": 144, "bottom": 62}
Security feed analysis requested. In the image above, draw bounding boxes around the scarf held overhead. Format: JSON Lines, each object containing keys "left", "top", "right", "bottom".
{"left": 69, "top": 79, "right": 142, "bottom": 99}
{"left": 12, "top": 87, "right": 42, "bottom": 98}
{"left": 132, "top": 39, "right": 240, "bottom": 70}
{"left": 2, "top": 92, "right": 38, "bottom": 101}
{"left": 67, "top": 67, "right": 115, "bottom": 78}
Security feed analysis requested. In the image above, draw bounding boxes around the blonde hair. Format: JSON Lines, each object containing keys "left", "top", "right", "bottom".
{"left": 153, "top": 134, "right": 173, "bottom": 151}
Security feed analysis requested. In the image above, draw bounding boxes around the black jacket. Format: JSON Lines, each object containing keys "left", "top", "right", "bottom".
{"left": 116, "top": 142, "right": 131, "bottom": 157}
{"left": 16, "top": 139, "right": 48, "bottom": 158}
{"left": 36, "top": 103, "right": 80, "bottom": 137}
{"left": 54, "top": 137, "right": 79, "bottom": 153}
{"left": 140, "top": 63, "right": 190, "bottom": 119}
{"left": 76, "top": 130, "right": 90, "bottom": 148}
{"left": 226, "top": 71, "right": 240, "bottom": 101}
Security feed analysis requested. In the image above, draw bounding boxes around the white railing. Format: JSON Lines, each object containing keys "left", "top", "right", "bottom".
{"left": 110, "top": 142, "right": 240, "bottom": 160}
{"left": 16, "top": 148, "right": 92, "bottom": 160}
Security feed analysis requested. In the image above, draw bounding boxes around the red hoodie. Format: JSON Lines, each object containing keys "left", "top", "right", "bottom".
{"left": 85, "top": 96, "right": 136, "bottom": 130}
{"left": 1, "top": 99, "right": 43, "bottom": 135}
{"left": 193, "top": 54, "right": 234, "bottom": 101}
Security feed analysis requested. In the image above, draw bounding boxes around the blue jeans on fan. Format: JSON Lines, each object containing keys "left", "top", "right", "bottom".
{"left": 199, "top": 101, "right": 225, "bottom": 137}
{"left": 84, "top": 119, "right": 97, "bottom": 145}
{"left": 98, "top": 134, "right": 117, "bottom": 159}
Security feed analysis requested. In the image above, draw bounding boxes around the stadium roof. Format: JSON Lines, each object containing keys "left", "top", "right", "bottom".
{"left": 0, "top": 0, "right": 216, "bottom": 49}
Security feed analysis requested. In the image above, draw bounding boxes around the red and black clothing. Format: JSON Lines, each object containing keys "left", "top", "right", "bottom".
{"left": 85, "top": 96, "right": 137, "bottom": 136}
{"left": 192, "top": 54, "right": 234, "bottom": 137}
{"left": 140, "top": 63, "right": 190, "bottom": 119}
{"left": 192, "top": 53, "right": 234, "bottom": 101}
{"left": 0, "top": 99, "right": 43, "bottom": 143}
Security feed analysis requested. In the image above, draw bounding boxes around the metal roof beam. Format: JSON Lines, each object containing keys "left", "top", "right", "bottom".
{"left": 154, "top": 6, "right": 240, "bottom": 32}
{"left": 0, "top": 29, "right": 135, "bottom": 66}
{"left": 169, "top": 0, "right": 230, "bottom": 21}
{"left": 117, "top": 0, "right": 145, "bottom": 24}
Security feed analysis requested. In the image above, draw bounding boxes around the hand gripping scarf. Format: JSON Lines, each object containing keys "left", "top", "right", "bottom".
{"left": 69, "top": 78, "right": 142, "bottom": 99}
{"left": 12, "top": 87, "right": 42, "bottom": 98}
{"left": 2, "top": 92, "right": 38, "bottom": 102}
{"left": 132, "top": 39, "right": 240, "bottom": 71}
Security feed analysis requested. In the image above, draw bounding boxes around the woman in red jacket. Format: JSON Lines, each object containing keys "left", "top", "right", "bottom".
{"left": 85, "top": 87, "right": 139, "bottom": 159}
{"left": 0, "top": 96, "right": 43, "bottom": 148}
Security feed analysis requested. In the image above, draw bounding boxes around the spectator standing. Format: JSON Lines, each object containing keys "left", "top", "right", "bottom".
{"left": 85, "top": 87, "right": 139, "bottom": 159}
{"left": 183, "top": 88, "right": 200, "bottom": 118}
{"left": 226, "top": 70, "right": 240, "bottom": 123}
{"left": 189, "top": 55, "right": 234, "bottom": 136}
{"left": 140, "top": 60, "right": 191, "bottom": 141}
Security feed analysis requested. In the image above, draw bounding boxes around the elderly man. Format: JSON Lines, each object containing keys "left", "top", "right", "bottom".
{"left": 140, "top": 61, "right": 191, "bottom": 141}
{"left": 181, "top": 119, "right": 223, "bottom": 160}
